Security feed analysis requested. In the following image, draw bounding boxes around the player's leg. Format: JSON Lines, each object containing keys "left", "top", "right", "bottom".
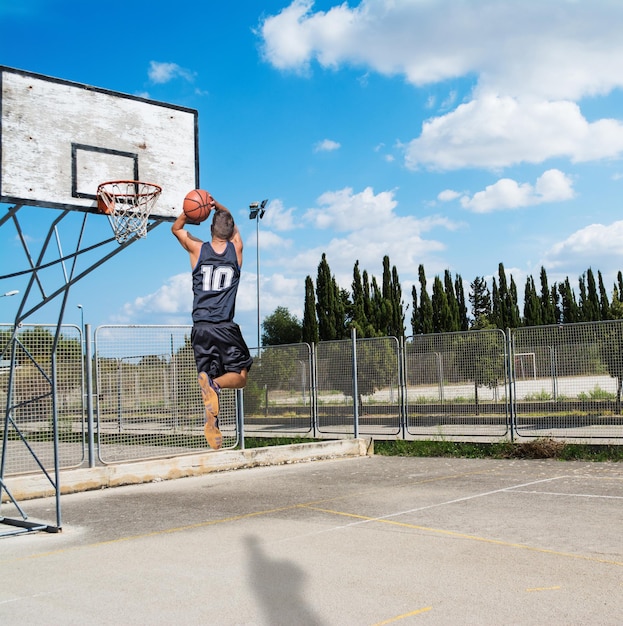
{"left": 214, "top": 368, "right": 248, "bottom": 389}
{"left": 191, "top": 324, "right": 223, "bottom": 449}
{"left": 198, "top": 372, "right": 222, "bottom": 449}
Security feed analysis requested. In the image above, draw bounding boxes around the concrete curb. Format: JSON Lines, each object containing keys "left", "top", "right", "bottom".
{"left": 3, "top": 438, "right": 374, "bottom": 502}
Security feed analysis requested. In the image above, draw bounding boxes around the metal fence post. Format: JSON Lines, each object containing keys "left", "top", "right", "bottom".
{"left": 352, "top": 328, "right": 359, "bottom": 439}
{"left": 237, "top": 388, "right": 245, "bottom": 450}
{"left": 506, "top": 327, "right": 515, "bottom": 442}
{"left": 84, "top": 323, "right": 96, "bottom": 467}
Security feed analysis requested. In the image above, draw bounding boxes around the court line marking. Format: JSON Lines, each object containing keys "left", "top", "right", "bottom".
{"left": 6, "top": 471, "right": 620, "bottom": 572}
{"left": 298, "top": 505, "right": 623, "bottom": 567}
{"left": 512, "top": 490, "right": 623, "bottom": 500}
{"left": 526, "top": 586, "right": 561, "bottom": 592}
{"left": 371, "top": 606, "right": 432, "bottom": 625}
{"left": 1, "top": 468, "right": 495, "bottom": 562}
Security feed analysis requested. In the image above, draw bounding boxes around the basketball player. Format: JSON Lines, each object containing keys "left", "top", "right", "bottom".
{"left": 171, "top": 198, "right": 253, "bottom": 449}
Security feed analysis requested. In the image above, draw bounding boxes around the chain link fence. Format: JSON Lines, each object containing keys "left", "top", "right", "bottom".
{"left": 405, "top": 329, "right": 510, "bottom": 439}
{"left": 3, "top": 321, "right": 623, "bottom": 479}
{"left": 1, "top": 323, "right": 85, "bottom": 475}
{"left": 511, "top": 321, "right": 623, "bottom": 439}
{"left": 94, "top": 325, "right": 238, "bottom": 463}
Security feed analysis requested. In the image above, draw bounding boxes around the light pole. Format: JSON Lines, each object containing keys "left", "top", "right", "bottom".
{"left": 1, "top": 290, "right": 19, "bottom": 298}
{"left": 249, "top": 199, "right": 268, "bottom": 350}
{"left": 77, "top": 304, "right": 84, "bottom": 346}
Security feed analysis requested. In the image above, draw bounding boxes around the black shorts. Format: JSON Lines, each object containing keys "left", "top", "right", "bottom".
{"left": 191, "top": 321, "right": 253, "bottom": 379}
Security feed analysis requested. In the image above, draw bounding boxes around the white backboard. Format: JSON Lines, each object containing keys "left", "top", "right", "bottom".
{"left": 0, "top": 66, "right": 199, "bottom": 220}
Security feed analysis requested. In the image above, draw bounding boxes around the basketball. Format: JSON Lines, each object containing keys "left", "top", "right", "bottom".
{"left": 183, "top": 189, "right": 213, "bottom": 223}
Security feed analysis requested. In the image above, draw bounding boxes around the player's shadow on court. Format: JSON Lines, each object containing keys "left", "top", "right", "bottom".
{"left": 245, "top": 534, "right": 324, "bottom": 625}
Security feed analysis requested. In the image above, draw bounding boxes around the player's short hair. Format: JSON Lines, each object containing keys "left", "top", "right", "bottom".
{"left": 211, "top": 210, "right": 235, "bottom": 240}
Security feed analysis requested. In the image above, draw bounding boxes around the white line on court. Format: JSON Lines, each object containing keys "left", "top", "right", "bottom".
{"left": 511, "top": 490, "right": 623, "bottom": 500}
{"left": 339, "top": 475, "right": 568, "bottom": 527}
{"left": 273, "top": 476, "right": 571, "bottom": 542}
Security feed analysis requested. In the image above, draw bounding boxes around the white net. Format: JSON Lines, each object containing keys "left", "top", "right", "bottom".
{"left": 97, "top": 181, "right": 162, "bottom": 243}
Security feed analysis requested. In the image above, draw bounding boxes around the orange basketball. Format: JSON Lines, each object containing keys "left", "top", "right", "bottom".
{"left": 183, "top": 189, "right": 213, "bottom": 223}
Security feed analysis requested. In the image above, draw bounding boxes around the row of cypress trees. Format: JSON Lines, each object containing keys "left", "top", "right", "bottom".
{"left": 301, "top": 255, "right": 623, "bottom": 344}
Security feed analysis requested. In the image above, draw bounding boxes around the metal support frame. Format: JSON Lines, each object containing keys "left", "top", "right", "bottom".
{"left": 0, "top": 204, "right": 166, "bottom": 536}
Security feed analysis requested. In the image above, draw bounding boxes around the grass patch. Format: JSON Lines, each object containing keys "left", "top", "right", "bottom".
{"left": 373, "top": 438, "right": 623, "bottom": 462}
{"left": 243, "top": 436, "right": 318, "bottom": 449}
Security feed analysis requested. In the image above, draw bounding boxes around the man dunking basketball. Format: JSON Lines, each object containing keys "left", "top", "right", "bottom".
{"left": 171, "top": 196, "right": 252, "bottom": 449}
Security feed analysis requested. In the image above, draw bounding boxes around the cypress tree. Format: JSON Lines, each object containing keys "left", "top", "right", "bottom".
{"left": 302, "top": 275, "right": 319, "bottom": 344}
{"left": 432, "top": 275, "right": 452, "bottom": 332}
{"left": 539, "top": 267, "right": 556, "bottom": 325}
{"left": 351, "top": 260, "right": 368, "bottom": 336}
{"left": 523, "top": 276, "right": 542, "bottom": 326}
{"left": 559, "top": 278, "right": 579, "bottom": 324}
{"left": 418, "top": 265, "right": 434, "bottom": 334}
{"left": 581, "top": 269, "right": 600, "bottom": 321}
{"left": 491, "top": 278, "right": 501, "bottom": 328}
{"left": 497, "top": 263, "right": 509, "bottom": 328}
{"left": 598, "top": 270, "right": 611, "bottom": 321}
{"left": 551, "top": 284, "right": 561, "bottom": 324}
{"left": 443, "top": 269, "right": 460, "bottom": 331}
{"left": 455, "top": 274, "right": 469, "bottom": 330}
{"left": 469, "top": 276, "right": 491, "bottom": 328}
{"left": 411, "top": 284, "right": 419, "bottom": 335}
{"left": 390, "top": 264, "right": 405, "bottom": 338}
{"left": 508, "top": 275, "right": 521, "bottom": 328}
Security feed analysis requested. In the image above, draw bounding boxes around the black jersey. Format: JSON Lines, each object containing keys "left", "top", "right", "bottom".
{"left": 192, "top": 241, "right": 240, "bottom": 323}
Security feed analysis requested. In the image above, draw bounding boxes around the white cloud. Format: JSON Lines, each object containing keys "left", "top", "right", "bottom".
{"left": 118, "top": 273, "right": 191, "bottom": 323}
{"left": 313, "top": 138, "right": 341, "bottom": 152}
{"left": 148, "top": 61, "right": 196, "bottom": 84}
{"left": 405, "top": 96, "right": 623, "bottom": 170}
{"left": 260, "top": 1, "right": 623, "bottom": 170}
{"left": 460, "top": 169, "right": 575, "bottom": 213}
{"left": 291, "top": 186, "right": 462, "bottom": 290}
{"left": 260, "top": 1, "right": 623, "bottom": 100}
{"left": 549, "top": 222, "right": 623, "bottom": 260}
{"left": 304, "top": 186, "right": 396, "bottom": 230}
{"left": 542, "top": 221, "right": 623, "bottom": 290}
{"left": 438, "top": 189, "right": 461, "bottom": 202}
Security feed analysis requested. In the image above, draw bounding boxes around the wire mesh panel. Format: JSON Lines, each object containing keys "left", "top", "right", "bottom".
{"left": 314, "top": 336, "right": 401, "bottom": 436}
{"left": 94, "top": 325, "right": 238, "bottom": 463}
{"left": 0, "top": 323, "right": 85, "bottom": 475}
{"left": 315, "top": 339, "right": 356, "bottom": 435}
{"left": 405, "top": 329, "right": 509, "bottom": 438}
{"left": 353, "top": 336, "right": 401, "bottom": 436}
{"left": 243, "top": 344, "right": 313, "bottom": 436}
{"left": 511, "top": 321, "right": 623, "bottom": 440}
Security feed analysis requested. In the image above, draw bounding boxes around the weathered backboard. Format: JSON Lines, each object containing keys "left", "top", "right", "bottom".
{"left": 0, "top": 66, "right": 198, "bottom": 220}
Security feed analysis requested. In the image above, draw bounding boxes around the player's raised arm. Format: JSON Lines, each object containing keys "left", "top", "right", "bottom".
{"left": 171, "top": 212, "right": 203, "bottom": 268}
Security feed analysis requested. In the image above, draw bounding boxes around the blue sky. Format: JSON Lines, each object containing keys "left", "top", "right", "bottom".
{"left": 2, "top": 0, "right": 623, "bottom": 347}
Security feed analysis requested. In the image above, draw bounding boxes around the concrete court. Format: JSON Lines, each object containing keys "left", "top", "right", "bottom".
{"left": 1, "top": 452, "right": 622, "bottom": 625}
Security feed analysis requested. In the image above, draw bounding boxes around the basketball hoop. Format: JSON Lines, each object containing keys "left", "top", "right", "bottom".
{"left": 97, "top": 180, "right": 162, "bottom": 243}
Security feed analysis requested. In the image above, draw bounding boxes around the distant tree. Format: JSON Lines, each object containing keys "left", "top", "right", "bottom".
{"left": 558, "top": 278, "right": 579, "bottom": 324}
{"left": 469, "top": 276, "right": 492, "bottom": 329}
{"left": 351, "top": 260, "right": 372, "bottom": 337}
{"left": 523, "top": 275, "right": 542, "bottom": 327}
{"left": 579, "top": 269, "right": 600, "bottom": 322}
{"left": 410, "top": 284, "right": 418, "bottom": 336}
{"left": 454, "top": 274, "right": 469, "bottom": 330}
{"left": 417, "top": 264, "right": 434, "bottom": 334}
{"left": 443, "top": 269, "right": 460, "bottom": 332}
{"left": 587, "top": 268, "right": 601, "bottom": 321}
{"left": 508, "top": 273, "right": 521, "bottom": 328}
{"left": 262, "top": 307, "right": 302, "bottom": 346}
{"left": 315, "top": 253, "right": 346, "bottom": 340}
{"left": 432, "top": 275, "right": 453, "bottom": 332}
{"left": 380, "top": 257, "right": 405, "bottom": 338}
{"left": 598, "top": 270, "right": 611, "bottom": 321}
{"left": 539, "top": 267, "right": 556, "bottom": 325}
{"left": 302, "top": 276, "right": 319, "bottom": 344}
